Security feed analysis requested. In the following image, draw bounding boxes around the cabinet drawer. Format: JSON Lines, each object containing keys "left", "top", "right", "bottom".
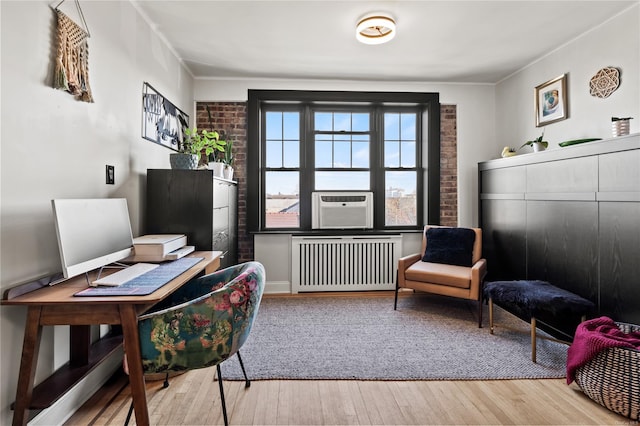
{"left": 213, "top": 180, "right": 229, "bottom": 208}
{"left": 599, "top": 150, "right": 640, "bottom": 192}
{"left": 526, "top": 156, "right": 597, "bottom": 193}
{"left": 213, "top": 207, "right": 229, "bottom": 232}
{"left": 481, "top": 167, "right": 525, "bottom": 194}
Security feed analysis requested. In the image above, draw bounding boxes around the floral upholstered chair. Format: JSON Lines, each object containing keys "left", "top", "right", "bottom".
{"left": 125, "top": 261, "right": 265, "bottom": 426}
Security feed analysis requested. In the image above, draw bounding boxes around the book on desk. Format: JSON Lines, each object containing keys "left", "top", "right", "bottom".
{"left": 125, "top": 234, "right": 195, "bottom": 262}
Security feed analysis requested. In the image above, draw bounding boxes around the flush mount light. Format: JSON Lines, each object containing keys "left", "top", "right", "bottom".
{"left": 356, "top": 14, "right": 396, "bottom": 45}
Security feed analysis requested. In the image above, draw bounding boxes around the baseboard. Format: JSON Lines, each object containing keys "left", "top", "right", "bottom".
{"left": 264, "top": 280, "right": 291, "bottom": 294}
{"left": 28, "top": 348, "right": 123, "bottom": 426}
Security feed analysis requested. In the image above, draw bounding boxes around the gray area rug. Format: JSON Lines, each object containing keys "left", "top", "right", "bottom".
{"left": 221, "top": 294, "right": 567, "bottom": 381}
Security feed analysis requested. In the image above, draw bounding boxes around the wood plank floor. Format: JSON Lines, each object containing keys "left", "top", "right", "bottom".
{"left": 65, "top": 293, "right": 625, "bottom": 425}
{"left": 65, "top": 370, "right": 624, "bottom": 425}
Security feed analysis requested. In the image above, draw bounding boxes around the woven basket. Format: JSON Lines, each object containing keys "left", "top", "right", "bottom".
{"left": 574, "top": 322, "right": 640, "bottom": 420}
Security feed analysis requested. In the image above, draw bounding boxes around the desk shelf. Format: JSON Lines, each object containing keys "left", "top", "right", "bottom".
{"left": 12, "top": 333, "right": 122, "bottom": 410}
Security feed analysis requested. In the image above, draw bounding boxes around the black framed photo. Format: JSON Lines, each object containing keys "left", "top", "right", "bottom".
{"left": 535, "top": 74, "right": 568, "bottom": 127}
{"left": 142, "top": 82, "right": 189, "bottom": 151}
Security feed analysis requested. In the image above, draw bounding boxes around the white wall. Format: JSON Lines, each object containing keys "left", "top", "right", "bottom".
{"left": 194, "top": 79, "right": 496, "bottom": 227}
{"left": 496, "top": 5, "right": 639, "bottom": 151}
{"left": 0, "top": 1, "right": 193, "bottom": 424}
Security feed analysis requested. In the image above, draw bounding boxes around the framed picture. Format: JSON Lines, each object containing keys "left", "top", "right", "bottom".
{"left": 142, "top": 82, "right": 189, "bottom": 151}
{"left": 535, "top": 74, "right": 568, "bottom": 127}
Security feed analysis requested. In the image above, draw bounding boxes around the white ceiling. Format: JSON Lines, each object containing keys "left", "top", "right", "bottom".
{"left": 133, "top": 1, "right": 636, "bottom": 83}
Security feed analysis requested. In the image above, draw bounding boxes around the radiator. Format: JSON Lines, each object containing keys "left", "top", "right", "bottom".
{"left": 291, "top": 235, "right": 402, "bottom": 293}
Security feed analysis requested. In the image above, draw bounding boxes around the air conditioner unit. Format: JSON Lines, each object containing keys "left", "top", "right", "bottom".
{"left": 312, "top": 192, "right": 373, "bottom": 229}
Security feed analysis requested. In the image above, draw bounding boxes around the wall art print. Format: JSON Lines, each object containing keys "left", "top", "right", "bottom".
{"left": 535, "top": 74, "right": 568, "bottom": 127}
{"left": 142, "top": 82, "right": 189, "bottom": 151}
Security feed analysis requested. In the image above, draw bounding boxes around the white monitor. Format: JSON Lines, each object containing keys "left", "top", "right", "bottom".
{"left": 52, "top": 198, "right": 134, "bottom": 279}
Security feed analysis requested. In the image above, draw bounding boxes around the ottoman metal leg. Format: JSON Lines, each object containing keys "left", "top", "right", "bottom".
{"left": 489, "top": 298, "right": 494, "bottom": 334}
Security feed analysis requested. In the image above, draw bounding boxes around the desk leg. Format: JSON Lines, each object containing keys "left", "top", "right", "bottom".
{"left": 12, "top": 307, "right": 43, "bottom": 426}
{"left": 119, "top": 304, "right": 150, "bottom": 426}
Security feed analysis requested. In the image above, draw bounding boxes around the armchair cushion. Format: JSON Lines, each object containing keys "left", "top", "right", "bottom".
{"left": 405, "top": 261, "right": 472, "bottom": 289}
{"left": 422, "top": 227, "right": 476, "bottom": 267}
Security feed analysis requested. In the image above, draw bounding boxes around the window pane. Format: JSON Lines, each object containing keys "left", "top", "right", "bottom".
{"left": 315, "top": 113, "right": 332, "bottom": 131}
{"left": 400, "top": 113, "right": 416, "bottom": 140}
{"left": 334, "top": 141, "right": 351, "bottom": 167}
{"left": 401, "top": 141, "right": 416, "bottom": 167}
{"left": 283, "top": 112, "right": 299, "bottom": 139}
{"left": 315, "top": 141, "right": 331, "bottom": 167}
{"left": 385, "top": 171, "right": 417, "bottom": 226}
{"left": 266, "top": 140, "right": 282, "bottom": 168}
{"left": 265, "top": 171, "right": 299, "bottom": 228}
{"left": 283, "top": 140, "right": 299, "bottom": 167}
{"left": 333, "top": 113, "right": 351, "bottom": 131}
{"left": 266, "top": 112, "right": 282, "bottom": 139}
{"left": 352, "top": 113, "right": 369, "bottom": 131}
{"left": 384, "top": 113, "right": 400, "bottom": 140}
{"left": 384, "top": 141, "right": 400, "bottom": 167}
{"left": 316, "top": 172, "right": 369, "bottom": 190}
{"left": 352, "top": 141, "right": 369, "bottom": 168}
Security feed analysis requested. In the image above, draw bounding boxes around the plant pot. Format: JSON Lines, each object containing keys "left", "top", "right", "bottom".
{"left": 170, "top": 153, "right": 199, "bottom": 170}
{"left": 208, "top": 161, "right": 225, "bottom": 177}
{"left": 532, "top": 142, "right": 546, "bottom": 152}
{"left": 223, "top": 165, "right": 234, "bottom": 180}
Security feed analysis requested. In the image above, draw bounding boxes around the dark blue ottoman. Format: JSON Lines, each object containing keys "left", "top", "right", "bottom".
{"left": 483, "top": 280, "right": 595, "bottom": 362}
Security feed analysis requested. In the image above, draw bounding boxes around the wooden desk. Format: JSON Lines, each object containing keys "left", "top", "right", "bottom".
{"left": 2, "top": 251, "right": 221, "bottom": 426}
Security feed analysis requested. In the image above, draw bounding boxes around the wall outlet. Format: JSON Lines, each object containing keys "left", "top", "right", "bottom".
{"left": 106, "top": 165, "right": 115, "bottom": 184}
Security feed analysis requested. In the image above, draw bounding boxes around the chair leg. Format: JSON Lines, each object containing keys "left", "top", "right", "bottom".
{"left": 477, "top": 298, "right": 483, "bottom": 328}
{"left": 393, "top": 270, "right": 399, "bottom": 310}
{"left": 236, "top": 351, "right": 251, "bottom": 388}
{"left": 124, "top": 372, "right": 169, "bottom": 426}
{"left": 124, "top": 400, "right": 134, "bottom": 426}
{"left": 216, "top": 364, "right": 229, "bottom": 426}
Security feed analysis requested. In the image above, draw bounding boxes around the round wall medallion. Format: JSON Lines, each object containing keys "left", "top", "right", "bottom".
{"left": 589, "top": 67, "right": 620, "bottom": 98}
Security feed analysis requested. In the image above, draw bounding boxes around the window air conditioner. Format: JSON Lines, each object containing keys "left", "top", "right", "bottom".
{"left": 311, "top": 192, "right": 373, "bottom": 229}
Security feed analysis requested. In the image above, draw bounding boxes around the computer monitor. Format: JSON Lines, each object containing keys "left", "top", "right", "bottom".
{"left": 52, "top": 198, "right": 134, "bottom": 279}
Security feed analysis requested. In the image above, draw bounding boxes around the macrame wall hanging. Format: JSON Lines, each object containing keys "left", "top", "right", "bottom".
{"left": 53, "top": 0, "right": 94, "bottom": 102}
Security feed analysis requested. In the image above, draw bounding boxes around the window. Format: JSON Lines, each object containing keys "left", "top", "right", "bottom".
{"left": 248, "top": 90, "right": 440, "bottom": 232}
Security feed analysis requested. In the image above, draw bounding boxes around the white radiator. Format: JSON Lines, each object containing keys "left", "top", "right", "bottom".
{"left": 291, "top": 235, "right": 402, "bottom": 293}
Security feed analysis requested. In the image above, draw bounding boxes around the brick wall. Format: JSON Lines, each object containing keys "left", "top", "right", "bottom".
{"left": 197, "top": 102, "right": 458, "bottom": 261}
{"left": 440, "top": 104, "right": 458, "bottom": 226}
{"left": 196, "top": 102, "right": 252, "bottom": 262}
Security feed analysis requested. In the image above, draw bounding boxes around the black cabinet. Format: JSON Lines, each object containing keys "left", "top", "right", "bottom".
{"left": 479, "top": 134, "right": 640, "bottom": 325}
{"left": 146, "top": 169, "right": 237, "bottom": 269}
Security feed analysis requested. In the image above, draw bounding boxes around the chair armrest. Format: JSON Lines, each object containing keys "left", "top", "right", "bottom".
{"left": 469, "top": 258, "right": 487, "bottom": 300}
{"left": 397, "top": 253, "right": 421, "bottom": 287}
{"left": 398, "top": 253, "right": 421, "bottom": 272}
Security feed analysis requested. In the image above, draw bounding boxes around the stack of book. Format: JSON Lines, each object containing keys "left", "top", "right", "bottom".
{"left": 129, "top": 234, "right": 194, "bottom": 262}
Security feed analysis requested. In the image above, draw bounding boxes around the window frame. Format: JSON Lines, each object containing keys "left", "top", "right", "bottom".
{"left": 247, "top": 90, "right": 441, "bottom": 232}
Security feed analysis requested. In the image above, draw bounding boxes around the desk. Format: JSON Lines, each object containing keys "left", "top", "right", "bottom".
{"left": 2, "top": 251, "right": 221, "bottom": 426}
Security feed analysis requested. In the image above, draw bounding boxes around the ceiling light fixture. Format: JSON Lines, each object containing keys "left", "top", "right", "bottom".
{"left": 356, "top": 14, "right": 396, "bottom": 45}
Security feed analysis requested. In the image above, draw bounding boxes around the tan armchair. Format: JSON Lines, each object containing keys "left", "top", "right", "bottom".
{"left": 395, "top": 225, "right": 487, "bottom": 327}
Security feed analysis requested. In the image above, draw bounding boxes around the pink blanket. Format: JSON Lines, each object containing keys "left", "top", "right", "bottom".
{"left": 566, "top": 316, "right": 640, "bottom": 384}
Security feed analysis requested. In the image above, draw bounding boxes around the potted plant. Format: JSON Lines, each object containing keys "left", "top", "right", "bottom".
{"left": 170, "top": 127, "right": 226, "bottom": 170}
{"left": 519, "top": 131, "right": 548, "bottom": 153}
{"left": 221, "top": 138, "right": 234, "bottom": 180}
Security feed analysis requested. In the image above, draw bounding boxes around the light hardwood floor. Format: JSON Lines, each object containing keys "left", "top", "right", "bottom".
{"left": 66, "top": 370, "right": 624, "bottom": 425}
{"left": 65, "top": 293, "right": 626, "bottom": 425}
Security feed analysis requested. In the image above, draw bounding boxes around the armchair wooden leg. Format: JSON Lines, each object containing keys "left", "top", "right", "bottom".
{"left": 477, "top": 298, "right": 483, "bottom": 328}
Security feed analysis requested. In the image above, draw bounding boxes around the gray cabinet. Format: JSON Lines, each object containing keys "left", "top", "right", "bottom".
{"left": 479, "top": 134, "right": 640, "bottom": 325}
{"left": 146, "top": 169, "right": 237, "bottom": 269}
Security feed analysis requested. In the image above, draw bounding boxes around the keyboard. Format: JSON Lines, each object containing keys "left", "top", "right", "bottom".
{"left": 91, "top": 263, "right": 159, "bottom": 287}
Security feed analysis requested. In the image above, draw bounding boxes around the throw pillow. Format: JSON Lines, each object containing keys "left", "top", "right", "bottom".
{"left": 422, "top": 227, "right": 476, "bottom": 267}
